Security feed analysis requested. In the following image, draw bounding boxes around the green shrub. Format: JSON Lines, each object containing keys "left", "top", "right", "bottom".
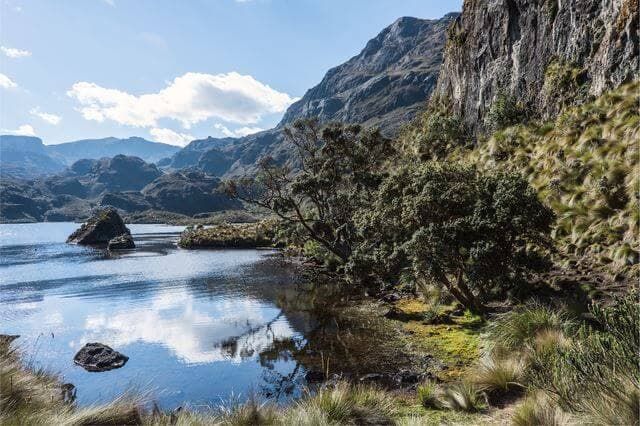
{"left": 417, "top": 380, "right": 441, "bottom": 409}
{"left": 438, "top": 381, "right": 488, "bottom": 413}
{"left": 486, "top": 303, "right": 570, "bottom": 352}
{"left": 527, "top": 293, "right": 640, "bottom": 425}
{"left": 485, "top": 91, "right": 528, "bottom": 131}
{"left": 473, "top": 356, "right": 525, "bottom": 396}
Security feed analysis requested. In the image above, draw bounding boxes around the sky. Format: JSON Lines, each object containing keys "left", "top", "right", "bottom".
{"left": 0, "top": 0, "right": 462, "bottom": 146}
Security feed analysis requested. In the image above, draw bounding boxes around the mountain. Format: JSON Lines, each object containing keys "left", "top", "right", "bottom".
{"left": 280, "top": 14, "right": 457, "bottom": 134}
{"left": 0, "top": 135, "right": 66, "bottom": 178}
{"left": 0, "top": 135, "right": 180, "bottom": 179}
{"left": 48, "top": 137, "right": 180, "bottom": 165}
{"left": 432, "top": 0, "right": 638, "bottom": 131}
{"left": 0, "top": 155, "right": 241, "bottom": 222}
{"left": 160, "top": 13, "right": 458, "bottom": 175}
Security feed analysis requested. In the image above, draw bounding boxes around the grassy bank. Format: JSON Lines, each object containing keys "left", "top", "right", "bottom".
{"left": 178, "top": 221, "right": 276, "bottom": 249}
{"left": 2, "top": 292, "right": 637, "bottom": 425}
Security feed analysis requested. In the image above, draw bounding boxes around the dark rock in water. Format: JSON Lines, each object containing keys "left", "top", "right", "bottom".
{"left": 67, "top": 207, "right": 131, "bottom": 245}
{"left": 73, "top": 342, "right": 128, "bottom": 372}
{"left": 359, "top": 373, "right": 386, "bottom": 384}
{"left": 108, "top": 234, "right": 135, "bottom": 250}
{"left": 393, "top": 369, "right": 424, "bottom": 386}
{"left": 304, "top": 369, "right": 326, "bottom": 383}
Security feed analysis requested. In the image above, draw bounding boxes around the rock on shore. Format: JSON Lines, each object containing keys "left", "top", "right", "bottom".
{"left": 108, "top": 234, "right": 135, "bottom": 250}
{"left": 67, "top": 207, "right": 131, "bottom": 245}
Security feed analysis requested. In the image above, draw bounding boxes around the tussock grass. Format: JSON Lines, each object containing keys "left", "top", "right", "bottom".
{"left": 472, "top": 356, "right": 524, "bottom": 396}
{"left": 436, "top": 381, "right": 488, "bottom": 413}
{"left": 511, "top": 392, "right": 575, "bottom": 426}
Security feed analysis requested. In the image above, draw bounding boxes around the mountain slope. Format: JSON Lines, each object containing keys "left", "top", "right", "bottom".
{"left": 432, "top": 0, "right": 638, "bottom": 131}
{"left": 280, "top": 14, "right": 458, "bottom": 135}
{"left": 161, "top": 13, "right": 458, "bottom": 176}
{"left": 48, "top": 137, "right": 180, "bottom": 165}
{"left": 0, "top": 136, "right": 66, "bottom": 178}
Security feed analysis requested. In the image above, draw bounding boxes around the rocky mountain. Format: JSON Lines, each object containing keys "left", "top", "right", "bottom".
{"left": 159, "top": 13, "right": 458, "bottom": 176}
{"left": 432, "top": 0, "right": 638, "bottom": 130}
{"left": 0, "top": 155, "right": 240, "bottom": 223}
{"left": 0, "top": 135, "right": 180, "bottom": 179}
{"left": 0, "top": 135, "right": 66, "bottom": 178}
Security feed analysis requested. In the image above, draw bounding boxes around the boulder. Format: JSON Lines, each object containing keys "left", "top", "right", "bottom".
{"left": 108, "top": 234, "right": 135, "bottom": 250}
{"left": 73, "top": 342, "right": 128, "bottom": 372}
{"left": 67, "top": 207, "right": 131, "bottom": 245}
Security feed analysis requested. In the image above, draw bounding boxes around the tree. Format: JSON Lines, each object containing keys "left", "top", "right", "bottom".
{"left": 353, "top": 163, "right": 554, "bottom": 313}
{"left": 224, "top": 118, "right": 394, "bottom": 264}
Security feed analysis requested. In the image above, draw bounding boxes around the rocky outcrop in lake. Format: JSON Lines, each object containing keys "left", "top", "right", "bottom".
{"left": 432, "top": 0, "right": 639, "bottom": 130}
{"left": 107, "top": 234, "right": 135, "bottom": 250}
{"left": 67, "top": 207, "right": 131, "bottom": 245}
{"left": 73, "top": 342, "right": 129, "bottom": 372}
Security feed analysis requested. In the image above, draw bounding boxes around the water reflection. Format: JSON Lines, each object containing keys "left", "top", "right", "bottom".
{"left": 0, "top": 223, "right": 410, "bottom": 409}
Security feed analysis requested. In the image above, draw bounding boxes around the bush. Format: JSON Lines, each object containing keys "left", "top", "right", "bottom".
{"left": 417, "top": 380, "right": 441, "bottom": 409}
{"left": 437, "top": 381, "right": 488, "bottom": 413}
{"left": 354, "top": 163, "right": 554, "bottom": 313}
{"left": 485, "top": 303, "right": 570, "bottom": 352}
{"left": 526, "top": 293, "right": 640, "bottom": 425}
{"left": 473, "top": 356, "right": 525, "bottom": 396}
{"left": 485, "top": 91, "right": 528, "bottom": 131}
{"left": 511, "top": 392, "right": 575, "bottom": 426}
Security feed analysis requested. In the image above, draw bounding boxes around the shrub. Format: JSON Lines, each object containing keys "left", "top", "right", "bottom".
{"left": 511, "top": 392, "right": 575, "bottom": 426}
{"left": 354, "top": 163, "right": 554, "bottom": 313}
{"left": 527, "top": 293, "right": 640, "bottom": 425}
{"left": 473, "top": 356, "right": 525, "bottom": 396}
{"left": 417, "top": 380, "right": 441, "bottom": 409}
{"left": 486, "top": 90, "right": 528, "bottom": 131}
{"left": 485, "top": 303, "right": 570, "bottom": 352}
{"left": 438, "top": 381, "right": 488, "bottom": 412}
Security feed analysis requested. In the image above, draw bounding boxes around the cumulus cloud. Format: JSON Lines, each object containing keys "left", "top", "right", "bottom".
{"left": 150, "top": 127, "right": 194, "bottom": 146}
{"left": 1, "top": 46, "right": 31, "bottom": 58}
{"left": 30, "top": 107, "right": 62, "bottom": 125}
{"left": 215, "top": 123, "right": 264, "bottom": 138}
{"left": 67, "top": 72, "right": 297, "bottom": 129}
{"left": 0, "top": 73, "right": 17, "bottom": 89}
{"left": 1, "top": 124, "right": 36, "bottom": 136}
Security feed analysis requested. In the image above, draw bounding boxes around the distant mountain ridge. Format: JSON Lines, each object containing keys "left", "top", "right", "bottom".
{"left": 0, "top": 135, "right": 180, "bottom": 179}
{"left": 159, "top": 13, "right": 458, "bottom": 175}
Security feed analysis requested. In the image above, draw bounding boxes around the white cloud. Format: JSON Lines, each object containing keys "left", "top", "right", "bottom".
{"left": 215, "top": 123, "right": 264, "bottom": 138}
{"left": 1, "top": 46, "right": 31, "bottom": 58}
{"left": 67, "top": 72, "right": 296, "bottom": 129}
{"left": 234, "top": 126, "right": 264, "bottom": 137}
{"left": 0, "top": 73, "right": 17, "bottom": 89}
{"left": 30, "top": 107, "right": 62, "bottom": 125}
{"left": 150, "top": 127, "right": 194, "bottom": 146}
{"left": 1, "top": 124, "right": 36, "bottom": 136}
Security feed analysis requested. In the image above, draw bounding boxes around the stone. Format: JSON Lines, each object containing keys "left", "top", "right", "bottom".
{"left": 304, "top": 369, "right": 325, "bottom": 383}
{"left": 73, "top": 342, "right": 128, "bottom": 372}
{"left": 67, "top": 207, "right": 131, "bottom": 245}
{"left": 108, "top": 234, "right": 135, "bottom": 250}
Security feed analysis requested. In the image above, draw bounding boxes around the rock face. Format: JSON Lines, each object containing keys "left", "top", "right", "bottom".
{"left": 280, "top": 14, "right": 458, "bottom": 135}
{"left": 107, "top": 234, "right": 135, "bottom": 250}
{"left": 67, "top": 207, "right": 131, "bottom": 245}
{"left": 0, "top": 135, "right": 66, "bottom": 179}
{"left": 73, "top": 343, "right": 128, "bottom": 372}
{"left": 433, "top": 0, "right": 639, "bottom": 130}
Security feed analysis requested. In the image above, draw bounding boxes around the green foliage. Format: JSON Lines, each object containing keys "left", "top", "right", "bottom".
{"left": 485, "top": 90, "right": 528, "bottom": 132}
{"left": 178, "top": 221, "right": 275, "bottom": 248}
{"left": 472, "top": 356, "right": 525, "bottom": 396}
{"left": 526, "top": 293, "right": 640, "bottom": 425}
{"left": 226, "top": 118, "right": 395, "bottom": 264}
{"left": 354, "top": 162, "right": 554, "bottom": 312}
{"left": 402, "top": 109, "right": 470, "bottom": 161}
{"left": 417, "top": 380, "right": 441, "bottom": 409}
{"left": 437, "top": 381, "right": 488, "bottom": 413}
{"left": 543, "top": 58, "right": 587, "bottom": 109}
{"left": 485, "top": 303, "right": 570, "bottom": 352}
{"left": 456, "top": 81, "right": 640, "bottom": 275}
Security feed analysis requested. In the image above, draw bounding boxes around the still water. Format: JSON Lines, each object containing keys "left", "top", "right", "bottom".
{"left": 0, "top": 223, "right": 320, "bottom": 409}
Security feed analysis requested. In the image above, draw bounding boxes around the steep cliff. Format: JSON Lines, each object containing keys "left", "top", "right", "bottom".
{"left": 433, "top": 0, "right": 639, "bottom": 130}
{"left": 281, "top": 14, "right": 458, "bottom": 135}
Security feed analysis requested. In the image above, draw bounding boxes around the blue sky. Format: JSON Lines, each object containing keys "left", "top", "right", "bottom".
{"left": 0, "top": 0, "right": 461, "bottom": 146}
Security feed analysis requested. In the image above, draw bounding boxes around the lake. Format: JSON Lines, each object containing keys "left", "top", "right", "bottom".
{"left": 0, "top": 222, "right": 323, "bottom": 409}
